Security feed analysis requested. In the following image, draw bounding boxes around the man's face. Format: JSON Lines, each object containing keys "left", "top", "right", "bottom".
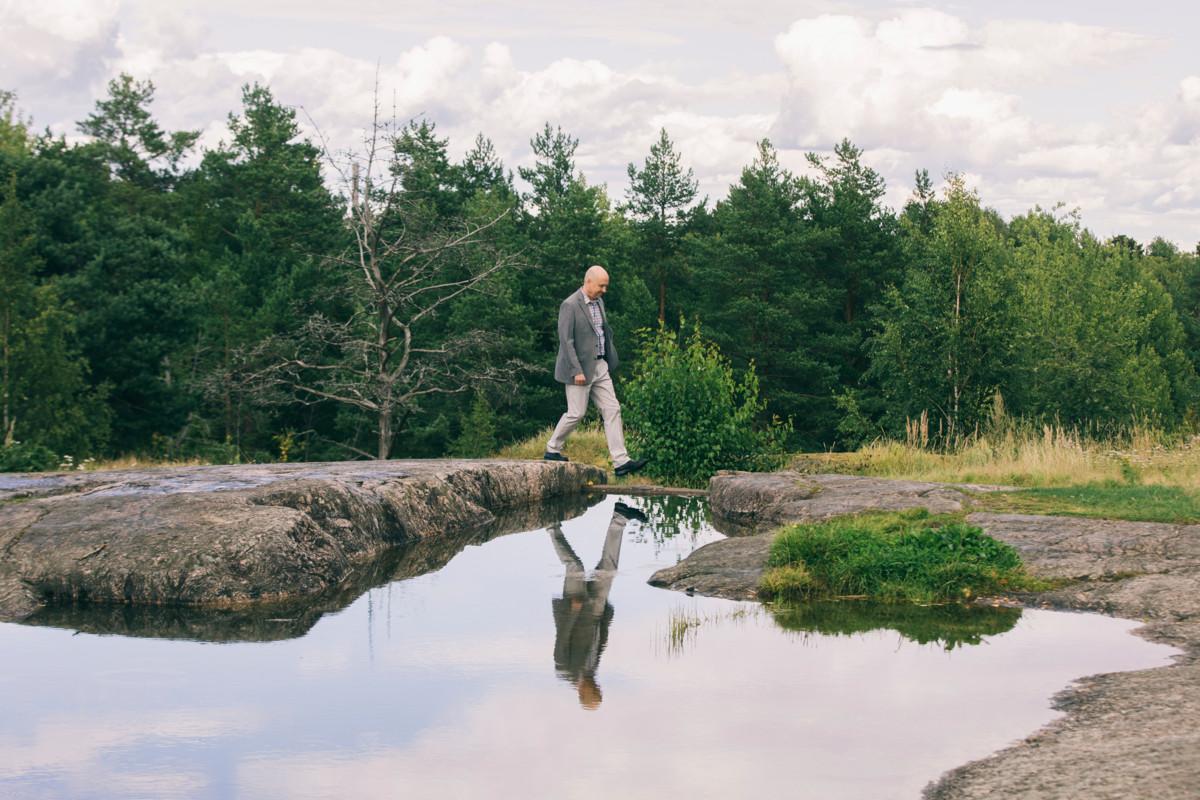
{"left": 584, "top": 272, "right": 609, "bottom": 300}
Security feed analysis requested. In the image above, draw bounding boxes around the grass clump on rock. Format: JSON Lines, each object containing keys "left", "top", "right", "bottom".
{"left": 760, "top": 509, "right": 1039, "bottom": 604}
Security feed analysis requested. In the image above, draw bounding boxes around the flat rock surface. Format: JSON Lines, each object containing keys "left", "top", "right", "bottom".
{"left": 651, "top": 470, "right": 1004, "bottom": 599}
{"left": 927, "top": 514, "right": 1200, "bottom": 800}
{"left": 651, "top": 471, "right": 1200, "bottom": 800}
{"left": 0, "top": 459, "right": 603, "bottom": 620}
{"left": 17, "top": 496, "right": 592, "bottom": 643}
{"left": 708, "top": 470, "right": 1005, "bottom": 535}
{"left": 647, "top": 533, "right": 773, "bottom": 600}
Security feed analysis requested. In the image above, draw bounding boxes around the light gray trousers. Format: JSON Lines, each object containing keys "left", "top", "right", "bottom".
{"left": 546, "top": 359, "right": 629, "bottom": 466}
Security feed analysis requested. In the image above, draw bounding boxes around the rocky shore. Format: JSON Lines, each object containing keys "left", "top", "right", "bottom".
{"left": 0, "top": 460, "right": 603, "bottom": 623}
{"left": 650, "top": 470, "right": 1200, "bottom": 800}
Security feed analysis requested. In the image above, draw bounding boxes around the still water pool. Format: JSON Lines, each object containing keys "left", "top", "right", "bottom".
{"left": 0, "top": 495, "right": 1179, "bottom": 799}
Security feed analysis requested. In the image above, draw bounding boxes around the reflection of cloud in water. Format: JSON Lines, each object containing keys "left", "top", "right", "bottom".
{"left": 295, "top": 647, "right": 353, "bottom": 677}
{"left": 99, "top": 770, "right": 210, "bottom": 798}
{"left": 237, "top": 686, "right": 762, "bottom": 800}
{"left": 375, "top": 633, "right": 546, "bottom": 671}
{"left": 235, "top": 609, "right": 1174, "bottom": 800}
{"left": 0, "top": 707, "right": 260, "bottom": 785}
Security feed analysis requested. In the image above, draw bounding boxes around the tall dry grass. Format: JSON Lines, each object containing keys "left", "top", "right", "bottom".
{"left": 798, "top": 421, "right": 1200, "bottom": 488}
{"left": 67, "top": 455, "right": 211, "bottom": 472}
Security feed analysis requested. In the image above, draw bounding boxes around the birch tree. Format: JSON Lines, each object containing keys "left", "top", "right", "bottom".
{"left": 250, "top": 98, "right": 523, "bottom": 459}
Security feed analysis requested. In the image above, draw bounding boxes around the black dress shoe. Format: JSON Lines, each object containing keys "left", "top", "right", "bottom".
{"left": 543, "top": 451, "right": 569, "bottom": 462}
{"left": 613, "top": 457, "right": 647, "bottom": 476}
{"left": 613, "top": 501, "right": 648, "bottom": 522}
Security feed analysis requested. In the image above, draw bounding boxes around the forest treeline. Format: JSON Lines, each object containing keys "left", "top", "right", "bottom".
{"left": 2, "top": 76, "right": 1199, "bottom": 467}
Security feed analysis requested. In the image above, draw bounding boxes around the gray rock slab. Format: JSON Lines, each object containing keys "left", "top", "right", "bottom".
{"left": 926, "top": 514, "right": 1200, "bottom": 800}
{"left": 708, "top": 470, "right": 1004, "bottom": 535}
{"left": 926, "top": 652, "right": 1200, "bottom": 800}
{"left": 647, "top": 534, "right": 773, "bottom": 600}
{"left": 0, "top": 459, "right": 604, "bottom": 620}
{"left": 17, "top": 495, "right": 592, "bottom": 643}
{"left": 648, "top": 471, "right": 1200, "bottom": 800}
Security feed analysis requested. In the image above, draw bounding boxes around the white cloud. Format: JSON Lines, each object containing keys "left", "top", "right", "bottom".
{"left": 769, "top": 9, "right": 1149, "bottom": 157}
{"left": 1168, "top": 75, "right": 1200, "bottom": 145}
{"left": 0, "top": 0, "right": 120, "bottom": 99}
{"left": 1010, "top": 144, "right": 1122, "bottom": 177}
{"left": 768, "top": 8, "right": 1200, "bottom": 244}
{"left": 3, "top": 0, "right": 776, "bottom": 199}
{"left": 3, "top": 1, "right": 1200, "bottom": 244}
{"left": 4, "top": 0, "right": 120, "bottom": 42}
{"left": 980, "top": 20, "right": 1148, "bottom": 75}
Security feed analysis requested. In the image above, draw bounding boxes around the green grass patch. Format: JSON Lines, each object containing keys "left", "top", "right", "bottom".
{"left": 760, "top": 509, "right": 1045, "bottom": 604}
{"left": 970, "top": 482, "right": 1200, "bottom": 524}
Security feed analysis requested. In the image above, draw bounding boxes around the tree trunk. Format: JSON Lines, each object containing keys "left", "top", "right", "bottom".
{"left": 377, "top": 409, "right": 391, "bottom": 460}
{"left": 222, "top": 311, "right": 233, "bottom": 442}
{"left": 950, "top": 263, "right": 964, "bottom": 436}
{"left": 658, "top": 278, "right": 666, "bottom": 324}
{"left": 1, "top": 304, "right": 11, "bottom": 446}
{"left": 377, "top": 385, "right": 394, "bottom": 460}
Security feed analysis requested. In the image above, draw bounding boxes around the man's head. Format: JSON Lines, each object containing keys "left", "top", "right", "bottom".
{"left": 582, "top": 265, "right": 609, "bottom": 300}
{"left": 577, "top": 675, "right": 603, "bottom": 710}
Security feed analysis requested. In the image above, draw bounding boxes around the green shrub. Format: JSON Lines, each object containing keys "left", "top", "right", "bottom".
{"left": 623, "top": 321, "right": 790, "bottom": 487}
{"left": 0, "top": 441, "right": 59, "bottom": 472}
{"left": 761, "top": 509, "right": 1038, "bottom": 604}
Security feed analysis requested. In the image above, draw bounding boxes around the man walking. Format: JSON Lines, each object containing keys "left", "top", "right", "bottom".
{"left": 544, "top": 266, "right": 647, "bottom": 477}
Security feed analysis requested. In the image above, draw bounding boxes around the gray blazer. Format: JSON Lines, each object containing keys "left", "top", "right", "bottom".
{"left": 554, "top": 289, "right": 619, "bottom": 384}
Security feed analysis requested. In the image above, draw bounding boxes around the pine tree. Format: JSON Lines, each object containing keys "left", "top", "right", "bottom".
{"left": 448, "top": 391, "right": 498, "bottom": 457}
{"left": 625, "top": 128, "right": 699, "bottom": 322}
{"left": 691, "top": 139, "right": 835, "bottom": 445}
{"left": 77, "top": 74, "right": 199, "bottom": 187}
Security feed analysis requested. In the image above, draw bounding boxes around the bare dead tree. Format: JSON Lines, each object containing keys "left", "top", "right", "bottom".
{"left": 244, "top": 87, "right": 527, "bottom": 460}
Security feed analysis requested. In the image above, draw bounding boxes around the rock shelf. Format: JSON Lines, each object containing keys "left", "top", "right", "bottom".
{"left": 0, "top": 459, "right": 604, "bottom": 621}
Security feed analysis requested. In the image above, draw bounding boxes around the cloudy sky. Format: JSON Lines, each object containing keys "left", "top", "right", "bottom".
{"left": 4, "top": 0, "right": 1200, "bottom": 245}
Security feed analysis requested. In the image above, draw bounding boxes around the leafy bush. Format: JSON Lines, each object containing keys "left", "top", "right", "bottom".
{"left": 623, "top": 322, "right": 790, "bottom": 487}
{"left": 0, "top": 441, "right": 59, "bottom": 472}
{"left": 761, "top": 509, "right": 1039, "bottom": 604}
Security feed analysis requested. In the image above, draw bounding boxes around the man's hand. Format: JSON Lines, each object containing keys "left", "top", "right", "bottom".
{"left": 574, "top": 373, "right": 586, "bottom": 385}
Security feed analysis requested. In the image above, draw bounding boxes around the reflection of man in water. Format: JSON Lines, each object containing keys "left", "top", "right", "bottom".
{"left": 550, "top": 501, "right": 646, "bottom": 710}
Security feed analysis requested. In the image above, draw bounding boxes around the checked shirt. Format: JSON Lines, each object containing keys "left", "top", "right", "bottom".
{"left": 585, "top": 295, "right": 605, "bottom": 358}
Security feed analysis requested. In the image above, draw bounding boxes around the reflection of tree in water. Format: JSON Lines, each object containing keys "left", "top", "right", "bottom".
{"left": 770, "top": 601, "right": 1022, "bottom": 652}
{"left": 622, "top": 495, "right": 712, "bottom": 552}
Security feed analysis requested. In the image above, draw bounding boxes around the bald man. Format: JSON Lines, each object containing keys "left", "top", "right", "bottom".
{"left": 544, "top": 266, "right": 647, "bottom": 477}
